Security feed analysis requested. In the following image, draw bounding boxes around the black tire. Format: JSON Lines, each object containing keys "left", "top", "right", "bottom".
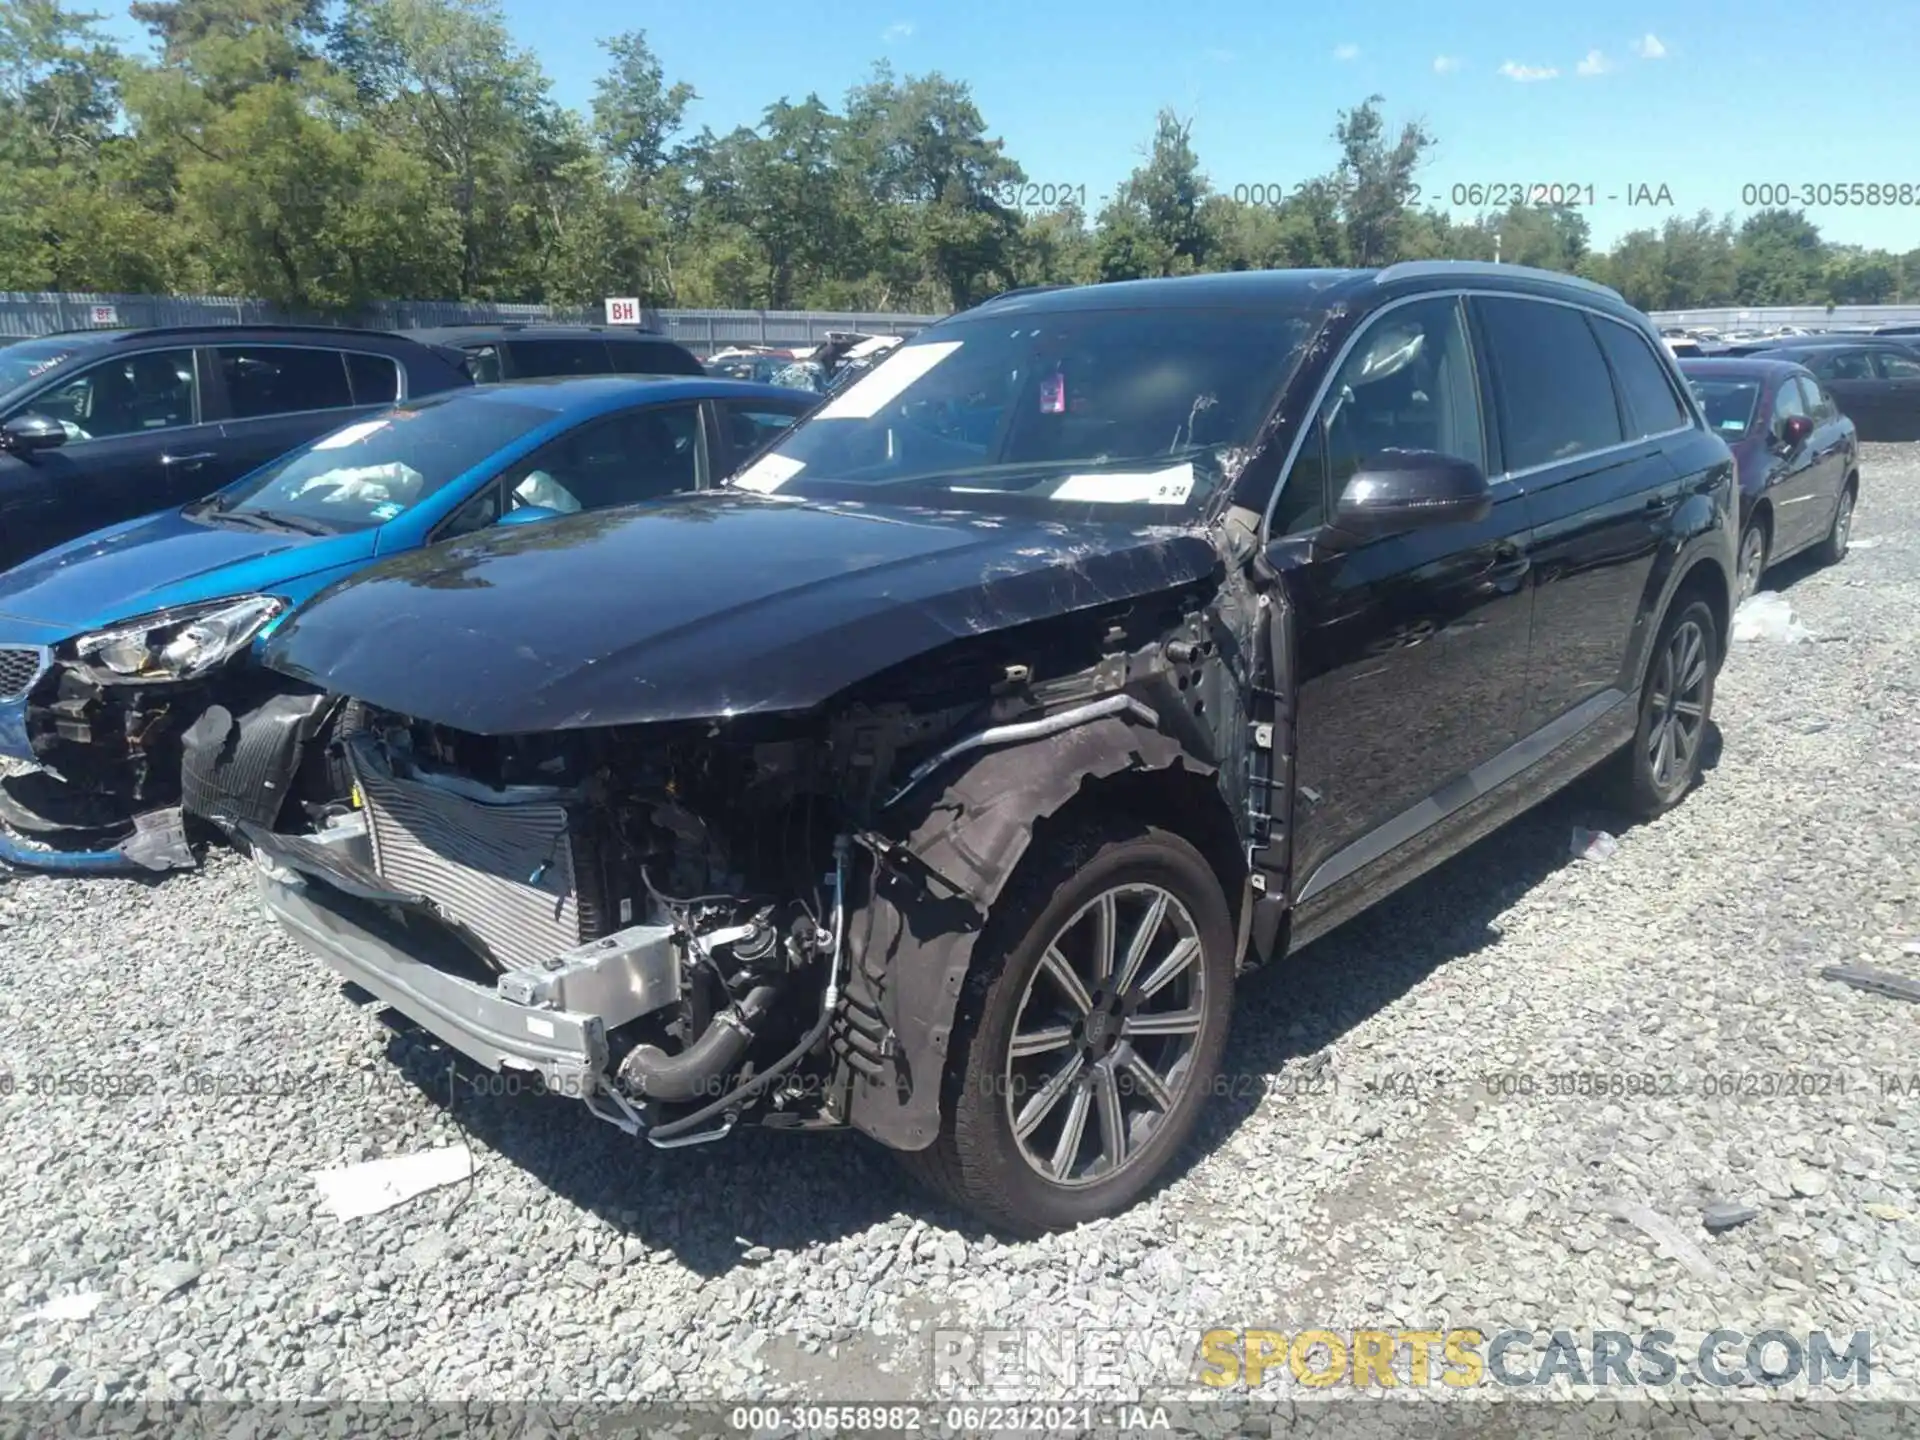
{"left": 1612, "top": 597, "right": 1718, "bottom": 819}
{"left": 1812, "top": 479, "right": 1856, "bottom": 569}
{"left": 899, "top": 821, "right": 1235, "bottom": 1236}
{"left": 1736, "top": 519, "right": 1769, "bottom": 601}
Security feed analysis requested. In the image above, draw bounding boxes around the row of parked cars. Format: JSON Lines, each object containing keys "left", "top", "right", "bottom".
{"left": 1662, "top": 327, "right": 1920, "bottom": 444}
{"left": 0, "top": 265, "right": 1859, "bottom": 1233}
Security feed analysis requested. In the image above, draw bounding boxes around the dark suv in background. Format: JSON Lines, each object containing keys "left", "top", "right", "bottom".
{"left": 408, "top": 325, "right": 705, "bottom": 383}
{"left": 247, "top": 263, "right": 1736, "bottom": 1235}
{"left": 0, "top": 325, "right": 471, "bottom": 571}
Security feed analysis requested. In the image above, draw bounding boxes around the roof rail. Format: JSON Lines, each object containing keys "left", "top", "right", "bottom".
{"left": 1375, "top": 260, "right": 1624, "bottom": 302}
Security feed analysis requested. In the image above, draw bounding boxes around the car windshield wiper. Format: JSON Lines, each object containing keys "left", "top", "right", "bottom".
{"left": 239, "top": 509, "right": 339, "bottom": 536}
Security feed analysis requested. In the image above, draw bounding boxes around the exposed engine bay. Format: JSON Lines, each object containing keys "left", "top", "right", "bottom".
{"left": 248, "top": 579, "right": 1264, "bottom": 1149}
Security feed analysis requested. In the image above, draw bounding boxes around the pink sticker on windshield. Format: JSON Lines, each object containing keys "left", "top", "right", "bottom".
{"left": 1039, "top": 371, "right": 1066, "bottom": 413}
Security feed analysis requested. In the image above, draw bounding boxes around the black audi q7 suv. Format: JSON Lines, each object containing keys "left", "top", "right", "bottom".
{"left": 235, "top": 263, "right": 1738, "bottom": 1235}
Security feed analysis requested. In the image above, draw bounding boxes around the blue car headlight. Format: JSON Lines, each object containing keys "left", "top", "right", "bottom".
{"left": 71, "top": 595, "right": 287, "bottom": 685}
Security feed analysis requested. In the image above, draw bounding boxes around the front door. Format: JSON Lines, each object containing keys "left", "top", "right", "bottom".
{"left": 1268, "top": 293, "right": 1536, "bottom": 908}
{"left": 0, "top": 345, "right": 211, "bottom": 570}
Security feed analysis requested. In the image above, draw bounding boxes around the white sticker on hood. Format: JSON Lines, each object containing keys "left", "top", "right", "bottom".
{"left": 312, "top": 419, "right": 390, "bottom": 450}
{"left": 1050, "top": 461, "right": 1196, "bottom": 505}
{"left": 814, "top": 341, "right": 964, "bottom": 420}
{"left": 732, "top": 452, "right": 807, "bottom": 493}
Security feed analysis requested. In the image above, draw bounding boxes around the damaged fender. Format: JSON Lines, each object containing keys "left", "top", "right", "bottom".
{"left": 836, "top": 707, "right": 1216, "bottom": 1151}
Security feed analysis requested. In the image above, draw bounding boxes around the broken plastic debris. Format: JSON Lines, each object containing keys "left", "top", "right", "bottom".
{"left": 1570, "top": 827, "right": 1618, "bottom": 861}
{"left": 1819, "top": 965, "right": 1920, "bottom": 1003}
{"left": 1731, "top": 591, "right": 1813, "bottom": 644}
{"left": 1847, "top": 537, "right": 1880, "bottom": 550}
{"left": 122, "top": 808, "right": 196, "bottom": 872}
{"left": 313, "top": 1146, "right": 473, "bottom": 1221}
{"left": 24, "top": 1292, "right": 103, "bottom": 1322}
{"left": 1600, "top": 1196, "right": 1725, "bottom": 1285}
{"left": 1700, "top": 1201, "right": 1759, "bottom": 1234}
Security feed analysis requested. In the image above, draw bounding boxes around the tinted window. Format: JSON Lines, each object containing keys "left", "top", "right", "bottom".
{"left": 1873, "top": 351, "right": 1920, "bottom": 379}
{"left": 1595, "top": 319, "right": 1688, "bottom": 437}
{"left": 1806, "top": 349, "right": 1873, "bottom": 381}
{"left": 608, "top": 340, "right": 704, "bottom": 377}
{"left": 502, "top": 403, "right": 702, "bottom": 513}
{"left": 736, "top": 308, "right": 1315, "bottom": 511}
{"left": 464, "top": 345, "right": 503, "bottom": 384}
{"left": 1686, "top": 378, "right": 1759, "bottom": 437}
{"left": 1477, "top": 297, "right": 1624, "bottom": 471}
{"left": 22, "top": 348, "right": 197, "bottom": 439}
{"left": 1773, "top": 378, "right": 1808, "bottom": 425}
{"left": 1799, "top": 377, "right": 1836, "bottom": 420}
{"left": 218, "top": 346, "right": 353, "bottom": 418}
{"left": 1274, "top": 295, "right": 1483, "bottom": 536}
{"left": 506, "top": 339, "right": 613, "bottom": 377}
{"left": 208, "top": 393, "right": 559, "bottom": 531}
{"left": 0, "top": 338, "right": 87, "bottom": 396}
{"left": 346, "top": 352, "right": 401, "bottom": 405}
{"left": 717, "top": 402, "right": 806, "bottom": 470}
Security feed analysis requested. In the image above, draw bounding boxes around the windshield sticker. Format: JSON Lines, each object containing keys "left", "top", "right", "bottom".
{"left": 369, "top": 501, "right": 403, "bottom": 521}
{"left": 814, "top": 341, "right": 964, "bottom": 421}
{"left": 733, "top": 453, "right": 807, "bottom": 493}
{"left": 312, "top": 419, "right": 390, "bottom": 451}
{"left": 1050, "top": 461, "right": 1196, "bottom": 505}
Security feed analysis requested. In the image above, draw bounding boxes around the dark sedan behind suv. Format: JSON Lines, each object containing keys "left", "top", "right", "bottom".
{"left": 1720, "top": 338, "right": 1920, "bottom": 441}
{"left": 0, "top": 325, "right": 471, "bottom": 572}
{"left": 407, "top": 325, "right": 704, "bottom": 383}
{"left": 1680, "top": 356, "right": 1858, "bottom": 598}
{"left": 244, "top": 263, "right": 1736, "bottom": 1235}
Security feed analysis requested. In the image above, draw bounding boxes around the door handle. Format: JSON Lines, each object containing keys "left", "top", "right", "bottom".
{"left": 1644, "top": 495, "right": 1679, "bottom": 518}
{"left": 161, "top": 451, "right": 216, "bottom": 469}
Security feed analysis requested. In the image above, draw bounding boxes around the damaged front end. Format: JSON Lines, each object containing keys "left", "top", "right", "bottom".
{"left": 253, "top": 585, "right": 1253, "bottom": 1152}
{"left": 0, "top": 599, "right": 351, "bottom": 875}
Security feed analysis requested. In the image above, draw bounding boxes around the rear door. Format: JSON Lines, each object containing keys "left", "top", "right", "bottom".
{"left": 1795, "top": 376, "right": 1852, "bottom": 544}
{"left": 1802, "top": 348, "right": 1884, "bottom": 437}
{"left": 0, "top": 344, "right": 212, "bottom": 568}
{"left": 1868, "top": 348, "right": 1920, "bottom": 441}
{"left": 209, "top": 344, "right": 384, "bottom": 485}
{"left": 1273, "top": 292, "right": 1536, "bottom": 908}
{"left": 1480, "top": 297, "right": 1680, "bottom": 737}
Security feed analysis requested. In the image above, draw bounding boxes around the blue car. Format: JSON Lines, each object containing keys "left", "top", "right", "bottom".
{"left": 0, "top": 375, "right": 814, "bottom": 871}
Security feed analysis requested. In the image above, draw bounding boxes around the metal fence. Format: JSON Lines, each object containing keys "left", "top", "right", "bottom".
{"left": 1648, "top": 304, "right": 1920, "bottom": 330}
{"left": 0, "top": 292, "right": 945, "bottom": 356}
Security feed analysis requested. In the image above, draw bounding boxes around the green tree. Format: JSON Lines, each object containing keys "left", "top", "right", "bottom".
{"left": 1733, "top": 208, "right": 1824, "bottom": 305}
{"left": 1328, "top": 95, "right": 1432, "bottom": 266}
{"left": 591, "top": 29, "right": 693, "bottom": 185}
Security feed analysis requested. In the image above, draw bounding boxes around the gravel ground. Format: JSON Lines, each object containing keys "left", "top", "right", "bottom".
{"left": 2, "top": 445, "right": 1917, "bottom": 1416}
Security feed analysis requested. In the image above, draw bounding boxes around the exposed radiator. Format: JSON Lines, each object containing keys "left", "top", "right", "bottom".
{"left": 347, "top": 739, "right": 585, "bottom": 974}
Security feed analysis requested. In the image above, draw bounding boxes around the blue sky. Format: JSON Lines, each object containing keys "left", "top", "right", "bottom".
{"left": 103, "top": 0, "right": 1920, "bottom": 252}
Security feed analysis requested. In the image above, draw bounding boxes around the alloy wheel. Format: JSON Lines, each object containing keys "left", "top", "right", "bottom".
{"left": 1003, "top": 883, "right": 1205, "bottom": 1188}
{"left": 1833, "top": 491, "right": 1855, "bottom": 556}
{"left": 1646, "top": 618, "right": 1709, "bottom": 794}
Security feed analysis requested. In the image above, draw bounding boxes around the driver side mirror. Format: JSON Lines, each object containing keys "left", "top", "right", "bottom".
{"left": 1775, "top": 414, "right": 1813, "bottom": 450}
{"left": 1321, "top": 449, "right": 1492, "bottom": 549}
{"left": 0, "top": 413, "right": 68, "bottom": 455}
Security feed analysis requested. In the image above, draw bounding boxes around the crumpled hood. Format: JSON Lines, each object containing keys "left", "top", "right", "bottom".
{"left": 263, "top": 490, "right": 1222, "bottom": 734}
{"left": 0, "top": 506, "right": 374, "bottom": 633}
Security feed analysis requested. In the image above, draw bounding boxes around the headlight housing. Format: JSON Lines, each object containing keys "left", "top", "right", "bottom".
{"left": 71, "top": 595, "right": 286, "bottom": 685}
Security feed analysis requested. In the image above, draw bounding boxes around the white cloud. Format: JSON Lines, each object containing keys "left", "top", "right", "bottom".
{"left": 1432, "top": 54, "right": 1462, "bottom": 74}
{"left": 1576, "top": 49, "right": 1613, "bottom": 75}
{"left": 1333, "top": 43, "right": 1361, "bottom": 61}
{"left": 1634, "top": 32, "right": 1667, "bottom": 59}
{"left": 1499, "top": 60, "right": 1560, "bottom": 81}
{"left": 881, "top": 21, "right": 914, "bottom": 42}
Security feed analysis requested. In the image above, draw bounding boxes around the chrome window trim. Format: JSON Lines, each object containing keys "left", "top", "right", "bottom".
{"left": 0, "top": 643, "right": 53, "bottom": 703}
{"left": 209, "top": 342, "right": 410, "bottom": 425}
{"left": 1260, "top": 288, "right": 1706, "bottom": 544}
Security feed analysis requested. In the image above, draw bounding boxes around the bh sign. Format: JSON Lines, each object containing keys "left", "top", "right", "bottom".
{"left": 604, "top": 297, "right": 641, "bottom": 325}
